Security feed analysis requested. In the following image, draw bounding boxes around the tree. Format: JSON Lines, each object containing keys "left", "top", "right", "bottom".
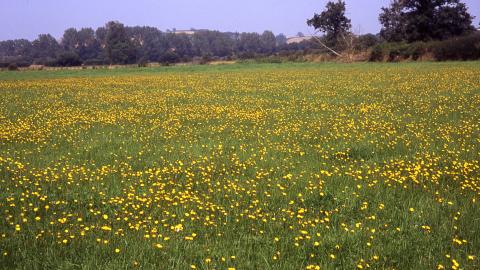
{"left": 56, "top": 51, "right": 82, "bottom": 66}
{"left": 260, "top": 31, "right": 277, "bottom": 53}
{"left": 105, "top": 21, "right": 136, "bottom": 64}
{"left": 192, "top": 30, "right": 233, "bottom": 57}
{"left": 0, "top": 40, "right": 16, "bottom": 59}
{"left": 0, "top": 39, "right": 34, "bottom": 65}
{"left": 429, "top": 0, "right": 476, "bottom": 40}
{"left": 76, "top": 28, "right": 100, "bottom": 60}
{"left": 307, "top": 0, "right": 351, "bottom": 47}
{"left": 62, "top": 28, "right": 79, "bottom": 52}
{"left": 62, "top": 27, "right": 100, "bottom": 62}
{"left": 32, "top": 34, "right": 60, "bottom": 60}
{"left": 354, "top": 34, "right": 380, "bottom": 50}
{"left": 168, "top": 33, "right": 193, "bottom": 60}
{"left": 128, "top": 27, "right": 168, "bottom": 62}
{"left": 95, "top": 27, "right": 108, "bottom": 47}
{"left": 379, "top": 0, "right": 406, "bottom": 42}
{"left": 237, "top": 32, "right": 262, "bottom": 54}
{"left": 379, "top": 0, "right": 475, "bottom": 42}
{"left": 275, "top": 34, "right": 288, "bottom": 46}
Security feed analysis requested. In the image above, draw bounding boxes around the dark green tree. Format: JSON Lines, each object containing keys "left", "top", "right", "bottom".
{"left": 32, "top": 34, "right": 60, "bottom": 60}
{"left": 260, "top": 31, "right": 277, "bottom": 53}
{"left": 76, "top": 28, "right": 100, "bottom": 60}
{"left": 13, "top": 39, "right": 33, "bottom": 59}
{"left": 0, "top": 40, "right": 16, "bottom": 58}
{"left": 61, "top": 28, "right": 79, "bottom": 52}
{"left": 105, "top": 21, "right": 136, "bottom": 64}
{"left": 307, "top": 0, "right": 351, "bottom": 46}
{"left": 56, "top": 51, "right": 82, "bottom": 66}
{"left": 354, "top": 34, "right": 380, "bottom": 50}
{"left": 379, "top": 0, "right": 406, "bottom": 42}
{"left": 192, "top": 31, "right": 233, "bottom": 57}
{"left": 127, "top": 27, "right": 168, "bottom": 62}
{"left": 379, "top": 0, "right": 475, "bottom": 42}
{"left": 168, "top": 33, "right": 193, "bottom": 60}
{"left": 275, "top": 33, "right": 288, "bottom": 46}
{"left": 237, "top": 32, "right": 262, "bottom": 53}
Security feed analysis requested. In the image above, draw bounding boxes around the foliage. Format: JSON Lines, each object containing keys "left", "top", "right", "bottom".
{"left": 31, "top": 34, "right": 60, "bottom": 59}
{"left": 7, "top": 63, "right": 18, "bottom": 71}
{"left": 370, "top": 32, "right": 480, "bottom": 62}
{"left": 275, "top": 34, "right": 288, "bottom": 46}
{"left": 369, "top": 42, "right": 428, "bottom": 62}
{"left": 430, "top": 32, "right": 480, "bottom": 61}
{"left": 105, "top": 21, "right": 136, "bottom": 64}
{"left": 307, "top": 0, "right": 351, "bottom": 47}
{"left": 354, "top": 34, "right": 381, "bottom": 51}
{"left": 56, "top": 52, "right": 83, "bottom": 67}
{"left": 260, "top": 31, "right": 277, "bottom": 54}
{"left": 379, "top": 0, "right": 405, "bottom": 42}
{"left": 379, "top": 0, "right": 476, "bottom": 42}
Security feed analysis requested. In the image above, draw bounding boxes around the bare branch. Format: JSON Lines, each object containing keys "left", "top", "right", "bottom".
{"left": 308, "top": 30, "right": 342, "bottom": 56}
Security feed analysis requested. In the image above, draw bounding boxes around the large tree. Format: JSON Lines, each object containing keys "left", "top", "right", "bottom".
{"left": 105, "top": 21, "right": 136, "bottom": 64}
{"left": 379, "top": 0, "right": 475, "bottom": 42}
{"left": 275, "top": 33, "right": 288, "bottom": 47}
{"left": 307, "top": 0, "right": 351, "bottom": 47}
{"left": 61, "top": 27, "right": 99, "bottom": 61}
{"left": 260, "top": 31, "right": 277, "bottom": 54}
{"left": 379, "top": 0, "right": 406, "bottom": 42}
{"left": 192, "top": 30, "right": 233, "bottom": 57}
{"left": 61, "top": 28, "right": 79, "bottom": 52}
{"left": 237, "top": 32, "right": 262, "bottom": 54}
{"left": 32, "top": 34, "right": 60, "bottom": 60}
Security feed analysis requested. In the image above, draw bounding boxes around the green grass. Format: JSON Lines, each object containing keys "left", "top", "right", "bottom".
{"left": 0, "top": 62, "right": 479, "bottom": 269}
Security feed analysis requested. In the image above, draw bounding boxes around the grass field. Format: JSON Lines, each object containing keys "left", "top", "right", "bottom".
{"left": 0, "top": 62, "right": 479, "bottom": 269}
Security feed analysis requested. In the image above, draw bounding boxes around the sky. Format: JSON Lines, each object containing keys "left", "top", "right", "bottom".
{"left": 1, "top": 0, "right": 479, "bottom": 41}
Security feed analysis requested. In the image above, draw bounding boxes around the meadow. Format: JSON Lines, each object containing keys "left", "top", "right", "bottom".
{"left": 0, "top": 62, "right": 479, "bottom": 269}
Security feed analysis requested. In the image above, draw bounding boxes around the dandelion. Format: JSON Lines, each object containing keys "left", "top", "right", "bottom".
{"left": 101, "top": 226, "right": 112, "bottom": 231}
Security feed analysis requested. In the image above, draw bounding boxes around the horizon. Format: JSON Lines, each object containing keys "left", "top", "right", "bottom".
{"left": 1, "top": 0, "right": 479, "bottom": 41}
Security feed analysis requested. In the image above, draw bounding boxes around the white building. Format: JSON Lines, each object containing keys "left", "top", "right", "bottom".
{"left": 286, "top": 36, "right": 315, "bottom": 44}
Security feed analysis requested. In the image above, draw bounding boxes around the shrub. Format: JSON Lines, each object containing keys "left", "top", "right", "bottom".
{"left": 34, "top": 57, "right": 58, "bottom": 67}
{"left": 368, "top": 43, "right": 410, "bottom": 62}
{"left": 7, "top": 63, "right": 19, "bottom": 71}
{"left": 83, "top": 59, "right": 106, "bottom": 66}
{"left": 238, "top": 52, "right": 256, "bottom": 60}
{"left": 56, "top": 52, "right": 83, "bottom": 67}
{"left": 370, "top": 33, "right": 480, "bottom": 62}
{"left": 137, "top": 58, "right": 148, "bottom": 67}
{"left": 199, "top": 54, "right": 213, "bottom": 65}
{"left": 159, "top": 51, "right": 179, "bottom": 64}
{"left": 431, "top": 33, "right": 480, "bottom": 61}
{"left": 408, "top": 42, "right": 427, "bottom": 60}
{"left": 369, "top": 45, "right": 385, "bottom": 61}
{"left": 355, "top": 34, "right": 380, "bottom": 51}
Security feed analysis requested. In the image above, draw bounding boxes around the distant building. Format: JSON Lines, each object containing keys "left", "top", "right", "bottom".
{"left": 173, "top": 29, "right": 208, "bottom": 35}
{"left": 286, "top": 36, "right": 315, "bottom": 44}
{"left": 173, "top": 30, "right": 196, "bottom": 35}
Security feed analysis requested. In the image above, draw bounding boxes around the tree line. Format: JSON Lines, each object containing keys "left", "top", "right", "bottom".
{"left": 0, "top": 22, "right": 324, "bottom": 67}
{"left": 1, "top": 0, "right": 479, "bottom": 68}
{"left": 307, "top": 0, "right": 479, "bottom": 61}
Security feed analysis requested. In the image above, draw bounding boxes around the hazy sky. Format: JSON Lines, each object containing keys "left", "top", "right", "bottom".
{"left": 1, "top": 0, "right": 480, "bottom": 40}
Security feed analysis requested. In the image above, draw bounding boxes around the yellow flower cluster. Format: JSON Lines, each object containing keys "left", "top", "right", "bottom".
{"left": 0, "top": 63, "right": 479, "bottom": 269}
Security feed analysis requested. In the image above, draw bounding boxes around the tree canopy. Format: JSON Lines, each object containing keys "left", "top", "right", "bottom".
{"left": 307, "top": 0, "right": 351, "bottom": 46}
{"left": 379, "top": 0, "right": 475, "bottom": 42}
{"left": 1, "top": 21, "right": 321, "bottom": 67}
